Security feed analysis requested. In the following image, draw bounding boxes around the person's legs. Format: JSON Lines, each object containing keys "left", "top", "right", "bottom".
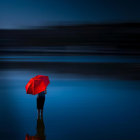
{"left": 41, "top": 109, "right": 43, "bottom": 119}
{"left": 37, "top": 92, "right": 45, "bottom": 119}
{"left": 41, "top": 95, "right": 45, "bottom": 119}
{"left": 37, "top": 95, "right": 41, "bottom": 119}
{"left": 38, "top": 109, "right": 40, "bottom": 119}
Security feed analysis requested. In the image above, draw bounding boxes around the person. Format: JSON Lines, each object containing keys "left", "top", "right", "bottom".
{"left": 37, "top": 89, "right": 47, "bottom": 119}
{"left": 25, "top": 89, "right": 47, "bottom": 140}
{"left": 36, "top": 90, "right": 46, "bottom": 140}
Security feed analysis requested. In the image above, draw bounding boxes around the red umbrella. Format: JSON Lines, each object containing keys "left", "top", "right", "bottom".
{"left": 25, "top": 75, "right": 50, "bottom": 95}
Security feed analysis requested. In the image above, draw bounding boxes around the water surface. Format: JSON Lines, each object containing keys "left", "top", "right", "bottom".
{"left": 0, "top": 56, "right": 140, "bottom": 140}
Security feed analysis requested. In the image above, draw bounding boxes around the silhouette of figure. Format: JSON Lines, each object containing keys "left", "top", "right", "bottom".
{"left": 37, "top": 89, "right": 46, "bottom": 119}
{"left": 25, "top": 89, "right": 47, "bottom": 140}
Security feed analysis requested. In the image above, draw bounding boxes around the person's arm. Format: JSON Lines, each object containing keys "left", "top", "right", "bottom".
{"left": 45, "top": 88, "right": 47, "bottom": 94}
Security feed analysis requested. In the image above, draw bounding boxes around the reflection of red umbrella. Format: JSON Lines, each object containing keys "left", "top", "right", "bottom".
{"left": 25, "top": 134, "right": 41, "bottom": 140}
{"left": 25, "top": 75, "right": 50, "bottom": 95}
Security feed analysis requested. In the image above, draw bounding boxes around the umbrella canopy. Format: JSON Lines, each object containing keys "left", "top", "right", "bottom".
{"left": 25, "top": 75, "right": 50, "bottom": 95}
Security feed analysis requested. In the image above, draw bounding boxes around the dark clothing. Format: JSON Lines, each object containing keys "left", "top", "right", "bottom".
{"left": 37, "top": 91, "right": 45, "bottom": 110}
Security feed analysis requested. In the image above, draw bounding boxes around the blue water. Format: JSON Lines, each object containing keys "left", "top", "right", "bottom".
{"left": 0, "top": 55, "right": 140, "bottom": 63}
{"left": 0, "top": 70, "right": 140, "bottom": 140}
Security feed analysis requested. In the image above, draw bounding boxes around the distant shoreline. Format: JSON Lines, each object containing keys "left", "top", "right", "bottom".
{"left": 0, "top": 23, "right": 140, "bottom": 53}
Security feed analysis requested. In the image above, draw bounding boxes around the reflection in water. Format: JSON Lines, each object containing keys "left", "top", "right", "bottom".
{"left": 25, "top": 90, "right": 46, "bottom": 140}
{"left": 25, "top": 117, "right": 46, "bottom": 140}
{"left": 1, "top": 69, "right": 140, "bottom": 140}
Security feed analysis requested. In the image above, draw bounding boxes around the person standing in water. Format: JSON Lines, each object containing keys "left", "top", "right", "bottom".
{"left": 37, "top": 88, "right": 47, "bottom": 119}
{"left": 25, "top": 89, "right": 47, "bottom": 140}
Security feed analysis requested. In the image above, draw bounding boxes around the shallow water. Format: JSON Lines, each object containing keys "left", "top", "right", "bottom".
{"left": 0, "top": 67, "right": 140, "bottom": 140}
{"left": 0, "top": 55, "right": 140, "bottom": 63}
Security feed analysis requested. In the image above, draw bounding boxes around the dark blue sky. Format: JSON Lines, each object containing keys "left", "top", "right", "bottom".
{"left": 0, "top": 0, "right": 140, "bottom": 29}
